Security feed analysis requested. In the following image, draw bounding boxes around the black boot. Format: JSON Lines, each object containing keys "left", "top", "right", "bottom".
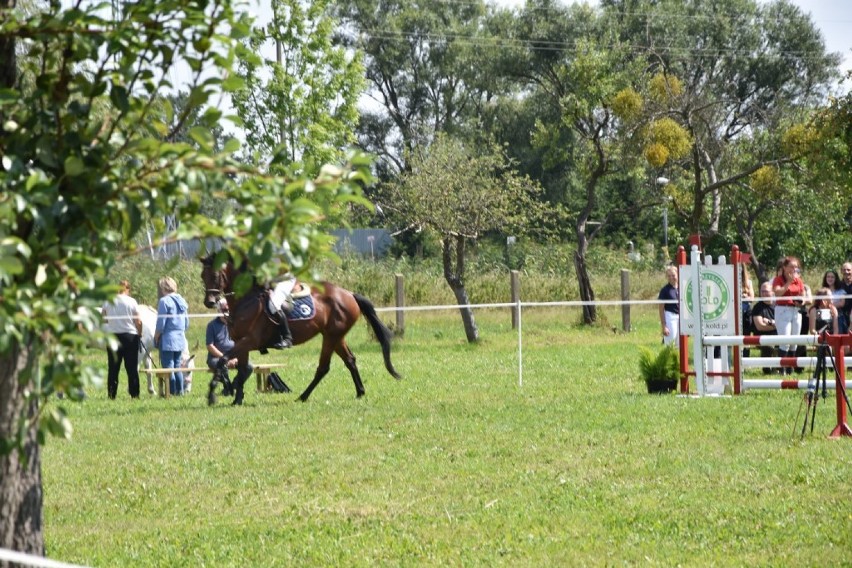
{"left": 776, "top": 348, "right": 785, "bottom": 375}
{"left": 271, "top": 310, "right": 293, "bottom": 349}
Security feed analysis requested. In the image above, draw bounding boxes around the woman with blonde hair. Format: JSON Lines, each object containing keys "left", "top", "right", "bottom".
{"left": 154, "top": 276, "right": 190, "bottom": 395}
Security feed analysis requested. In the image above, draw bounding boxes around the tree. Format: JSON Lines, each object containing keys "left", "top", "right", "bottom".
{"left": 611, "top": 0, "right": 841, "bottom": 238}
{"left": 495, "top": 0, "right": 651, "bottom": 324}
{"left": 0, "top": 0, "right": 370, "bottom": 556}
{"left": 334, "top": 0, "right": 496, "bottom": 176}
{"left": 232, "top": 0, "right": 365, "bottom": 174}
{"left": 380, "top": 134, "right": 544, "bottom": 342}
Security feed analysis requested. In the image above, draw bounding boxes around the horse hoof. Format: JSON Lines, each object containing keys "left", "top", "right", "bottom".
{"left": 207, "top": 393, "right": 216, "bottom": 406}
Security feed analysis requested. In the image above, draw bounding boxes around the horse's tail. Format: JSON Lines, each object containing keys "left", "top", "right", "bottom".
{"left": 353, "top": 293, "right": 402, "bottom": 380}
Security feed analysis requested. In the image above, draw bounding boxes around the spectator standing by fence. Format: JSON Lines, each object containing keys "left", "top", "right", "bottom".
{"left": 658, "top": 265, "right": 679, "bottom": 346}
{"left": 840, "top": 263, "right": 852, "bottom": 333}
{"left": 101, "top": 280, "right": 142, "bottom": 399}
{"left": 771, "top": 257, "right": 805, "bottom": 375}
{"left": 154, "top": 276, "right": 190, "bottom": 396}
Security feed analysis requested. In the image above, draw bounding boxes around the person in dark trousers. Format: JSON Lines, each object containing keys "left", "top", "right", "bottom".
{"left": 840, "top": 263, "right": 852, "bottom": 333}
{"left": 206, "top": 299, "right": 244, "bottom": 371}
{"left": 751, "top": 282, "right": 777, "bottom": 375}
{"left": 101, "top": 280, "right": 142, "bottom": 399}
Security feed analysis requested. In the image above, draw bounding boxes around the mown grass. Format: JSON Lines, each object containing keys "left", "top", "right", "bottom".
{"left": 43, "top": 306, "right": 851, "bottom": 567}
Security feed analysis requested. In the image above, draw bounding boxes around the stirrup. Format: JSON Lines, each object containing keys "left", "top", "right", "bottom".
{"left": 270, "top": 338, "right": 293, "bottom": 349}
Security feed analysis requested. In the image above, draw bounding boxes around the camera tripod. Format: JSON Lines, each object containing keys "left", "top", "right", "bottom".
{"left": 793, "top": 334, "right": 852, "bottom": 439}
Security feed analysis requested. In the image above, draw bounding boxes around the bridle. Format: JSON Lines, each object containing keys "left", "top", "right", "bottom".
{"left": 204, "top": 264, "right": 232, "bottom": 301}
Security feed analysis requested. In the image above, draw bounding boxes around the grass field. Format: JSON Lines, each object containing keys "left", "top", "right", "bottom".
{"left": 42, "top": 306, "right": 852, "bottom": 566}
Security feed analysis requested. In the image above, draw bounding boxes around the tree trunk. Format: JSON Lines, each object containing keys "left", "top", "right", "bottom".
{"left": 0, "top": 1, "right": 15, "bottom": 92}
{"left": 0, "top": 341, "right": 44, "bottom": 559}
{"left": 442, "top": 235, "right": 479, "bottom": 343}
{"left": 574, "top": 249, "right": 597, "bottom": 324}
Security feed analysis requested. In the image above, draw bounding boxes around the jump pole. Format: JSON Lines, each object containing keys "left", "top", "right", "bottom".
{"left": 826, "top": 333, "right": 852, "bottom": 439}
{"left": 703, "top": 332, "right": 852, "bottom": 438}
{"left": 677, "top": 246, "right": 690, "bottom": 394}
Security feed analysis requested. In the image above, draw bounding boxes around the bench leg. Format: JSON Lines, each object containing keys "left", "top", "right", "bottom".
{"left": 256, "top": 371, "right": 271, "bottom": 393}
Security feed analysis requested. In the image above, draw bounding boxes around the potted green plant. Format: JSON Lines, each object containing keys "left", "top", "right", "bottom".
{"left": 638, "top": 345, "right": 680, "bottom": 394}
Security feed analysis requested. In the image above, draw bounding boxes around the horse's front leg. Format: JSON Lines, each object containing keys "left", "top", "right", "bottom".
{"left": 231, "top": 356, "right": 252, "bottom": 406}
{"left": 220, "top": 336, "right": 255, "bottom": 406}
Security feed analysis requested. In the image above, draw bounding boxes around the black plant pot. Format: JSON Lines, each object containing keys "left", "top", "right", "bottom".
{"left": 646, "top": 379, "right": 677, "bottom": 394}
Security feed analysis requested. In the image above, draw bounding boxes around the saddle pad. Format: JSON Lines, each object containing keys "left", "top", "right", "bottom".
{"left": 289, "top": 294, "right": 315, "bottom": 321}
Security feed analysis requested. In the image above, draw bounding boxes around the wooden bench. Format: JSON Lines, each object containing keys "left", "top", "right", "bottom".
{"left": 253, "top": 364, "right": 287, "bottom": 393}
{"left": 144, "top": 367, "right": 207, "bottom": 398}
{"left": 144, "top": 364, "right": 286, "bottom": 398}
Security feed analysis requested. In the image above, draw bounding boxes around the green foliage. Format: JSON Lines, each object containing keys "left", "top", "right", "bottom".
{"left": 643, "top": 118, "right": 693, "bottom": 167}
{"left": 232, "top": 0, "right": 365, "bottom": 175}
{"left": 637, "top": 344, "right": 680, "bottom": 384}
{"left": 610, "top": 87, "right": 643, "bottom": 122}
{"left": 335, "top": 0, "right": 494, "bottom": 173}
{"left": 647, "top": 72, "right": 684, "bottom": 103}
{"left": 0, "top": 0, "right": 372, "bottom": 453}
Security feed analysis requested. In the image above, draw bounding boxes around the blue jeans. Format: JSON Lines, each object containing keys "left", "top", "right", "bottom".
{"left": 160, "top": 350, "right": 185, "bottom": 395}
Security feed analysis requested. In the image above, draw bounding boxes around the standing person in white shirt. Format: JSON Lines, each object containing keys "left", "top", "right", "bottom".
{"left": 101, "top": 280, "right": 143, "bottom": 399}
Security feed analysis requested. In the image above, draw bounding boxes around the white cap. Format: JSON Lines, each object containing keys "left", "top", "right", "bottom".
{"left": 217, "top": 298, "right": 229, "bottom": 315}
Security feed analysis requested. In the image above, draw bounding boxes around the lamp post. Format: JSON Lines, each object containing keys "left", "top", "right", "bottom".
{"left": 656, "top": 177, "right": 670, "bottom": 259}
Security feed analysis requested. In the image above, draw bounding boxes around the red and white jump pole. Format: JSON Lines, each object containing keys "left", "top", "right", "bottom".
{"left": 702, "top": 332, "right": 852, "bottom": 438}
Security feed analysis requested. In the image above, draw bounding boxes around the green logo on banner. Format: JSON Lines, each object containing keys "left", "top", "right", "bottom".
{"left": 685, "top": 271, "right": 730, "bottom": 321}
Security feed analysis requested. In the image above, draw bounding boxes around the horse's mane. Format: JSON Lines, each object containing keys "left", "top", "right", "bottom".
{"left": 201, "top": 251, "right": 249, "bottom": 273}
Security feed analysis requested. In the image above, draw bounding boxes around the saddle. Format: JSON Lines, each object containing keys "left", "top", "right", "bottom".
{"left": 264, "top": 283, "right": 315, "bottom": 321}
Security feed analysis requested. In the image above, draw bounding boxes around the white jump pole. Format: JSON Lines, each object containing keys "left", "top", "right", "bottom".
{"left": 741, "top": 379, "right": 852, "bottom": 390}
{"left": 703, "top": 334, "right": 820, "bottom": 347}
{"left": 741, "top": 357, "right": 852, "bottom": 370}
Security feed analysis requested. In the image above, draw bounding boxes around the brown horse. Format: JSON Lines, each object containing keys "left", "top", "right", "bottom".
{"left": 200, "top": 255, "right": 401, "bottom": 405}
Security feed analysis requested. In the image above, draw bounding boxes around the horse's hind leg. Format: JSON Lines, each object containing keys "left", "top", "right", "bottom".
{"left": 336, "top": 340, "right": 365, "bottom": 398}
{"left": 297, "top": 339, "right": 336, "bottom": 402}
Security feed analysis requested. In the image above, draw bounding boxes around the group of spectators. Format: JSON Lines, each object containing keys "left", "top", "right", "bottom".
{"left": 101, "top": 278, "right": 235, "bottom": 399}
{"left": 745, "top": 259, "right": 851, "bottom": 374}
{"left": 659, "top": 258, "right": 852, "bottom": 376}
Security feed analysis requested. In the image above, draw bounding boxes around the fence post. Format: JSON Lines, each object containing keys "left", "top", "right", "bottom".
{"left": 621, "top": 269, "right": 631, "bottom": 332}
{"left": 510, "top": 270, "right": 520, "bottom": 329}
{"left": 394, "top": 273, "right": 405, "bottom": 336}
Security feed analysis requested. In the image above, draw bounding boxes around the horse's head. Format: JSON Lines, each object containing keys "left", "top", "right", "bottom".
{"left": 200, "top": 253, "right": 229, "bottom": 309}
